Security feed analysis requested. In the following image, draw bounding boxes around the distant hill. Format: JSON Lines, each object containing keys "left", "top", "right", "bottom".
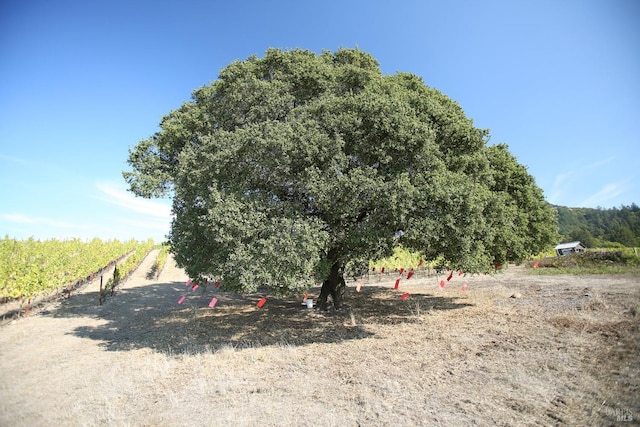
{"left": 554, "top": 204, "right": 640, "bottom": 248}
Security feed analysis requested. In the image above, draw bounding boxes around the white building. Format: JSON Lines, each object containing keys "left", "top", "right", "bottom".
{"left": 554, "top": 241, "right": 586, "bottom": 256}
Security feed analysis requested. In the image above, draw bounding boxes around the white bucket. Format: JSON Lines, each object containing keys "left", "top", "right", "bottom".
{"left": 306, "top": 298, "right": 313, "bottom": 308}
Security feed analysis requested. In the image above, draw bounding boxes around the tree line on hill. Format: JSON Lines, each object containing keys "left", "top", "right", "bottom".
{"left": 555, "top": 204, "right": 640, "bottom": 248}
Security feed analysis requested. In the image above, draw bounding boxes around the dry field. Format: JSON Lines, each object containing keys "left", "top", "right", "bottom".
{"left": 1, "top": 252, "right": 638, "bottom": 426}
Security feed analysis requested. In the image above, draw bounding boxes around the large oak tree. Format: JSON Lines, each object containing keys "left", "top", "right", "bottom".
{"left": 125, "top": 48, "right": 557, "bottom": 309}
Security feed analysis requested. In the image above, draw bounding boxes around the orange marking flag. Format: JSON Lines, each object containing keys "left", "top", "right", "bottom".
{"left": 257, "top": 297, "right": 267, "bottom": 308}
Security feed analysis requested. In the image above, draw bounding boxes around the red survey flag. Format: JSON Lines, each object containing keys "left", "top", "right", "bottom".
{"left": 447, "top": 272, "right": 453, "bottom": 281}
{"left": 439, "top": 280, "right": 445, "bottom": 290}
{"left": 257, "top": 297, "right": 267, "bottom": 308}
{"left": 208, "top": 297, "right": 218, "bottom": 308}
{"left": 381, "top": 267, "right": 385, "bottom": 274}
{"left": 418, "top": 259, "right": 424, "bottom": 267}
{"left": 407, "top": 270, "right": 414, "bottom": 280}
{"left": 458, "top": 271, "right": 463, "bottom": 276}
{"left": 177, "top": 296, "right": 186, "bottom": 304}
{"left": 401, "top": 293, "right": 410, "bottom": 301}
{"left": 214, "top": 281, "right": 221, "bottom": 288}
{"left": 495, "top": 263, "right": 502, "bottom": 269}
{"left": 533, "top": 261, "right": 539, "bottom": 268}
{"left": 399, "top": 268, "right": 404, "bottom": 275}
{"left": 394, "top": 279, "right": 400, "bottom": 289}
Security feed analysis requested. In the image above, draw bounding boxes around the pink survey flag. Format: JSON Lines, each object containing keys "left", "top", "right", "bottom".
{"left": 533, "top": 261, "right": 539, "bottom": 268}
{"left": 208, "top": 297, "right": 218, "bottom": 308}
{"left": 461, "top": 284, "right": 468, "bottom": 292}
{"left": 394, "top": 279, "right": 400, "bottom": 289}
{"left": 257, "top": 297, "right": 267, "bottom": 308}
{"left": 401, "top": 293, "right": 410, "bottom": 301}
{"left": 458, "top": 271, "right": 463, "bottom": 276}
{"left": 439, "top": 280, "right": 445, "bottom": 290}
{"left": 177, "top": 296, "right": 186, "bottom": 304}
{"left": 191, "top": 284, "right": 199, "bottom": 291}
{"left": 185, "top": 279, "right": 192, "bottom": 287}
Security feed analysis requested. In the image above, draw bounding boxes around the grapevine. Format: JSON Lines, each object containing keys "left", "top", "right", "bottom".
{"left": 102, "top": 239, "right": 154, "bottom": 296}
{"left": 0, "top": 237, "right": 141, "bottom": 301}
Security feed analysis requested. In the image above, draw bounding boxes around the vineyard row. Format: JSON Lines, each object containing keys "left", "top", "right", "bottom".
{"left": 0, "top": 237, "right": 154, "bottom": 301}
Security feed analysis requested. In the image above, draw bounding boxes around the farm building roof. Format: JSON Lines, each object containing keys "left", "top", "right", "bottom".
{"left": 554, "top": 241, "right": 585, "bottom": 250}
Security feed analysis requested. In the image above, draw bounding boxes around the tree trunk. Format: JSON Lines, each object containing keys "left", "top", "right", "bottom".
{"left": 317, "top": 260, "right": 346, "bottom": 311}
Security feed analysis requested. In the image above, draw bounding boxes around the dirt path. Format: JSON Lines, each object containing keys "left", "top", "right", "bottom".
{"left": 0, "top": 260, "right": 638, "bottom": 426}
{"left": 0, "top": 250, "right": 189, "bottom": 425}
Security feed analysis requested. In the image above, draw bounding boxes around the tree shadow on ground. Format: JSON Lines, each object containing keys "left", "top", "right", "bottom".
{"left": 44, "top": 278, "right": 473, "bottom": 356}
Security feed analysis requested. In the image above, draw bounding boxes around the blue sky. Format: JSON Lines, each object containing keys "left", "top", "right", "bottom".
{"left": 1, "top": 0, "right": 638, "bottom": 242}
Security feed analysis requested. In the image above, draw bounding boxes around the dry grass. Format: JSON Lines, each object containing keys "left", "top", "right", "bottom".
{"left": 1, "top": 259, "right": 639, "bottom": 426}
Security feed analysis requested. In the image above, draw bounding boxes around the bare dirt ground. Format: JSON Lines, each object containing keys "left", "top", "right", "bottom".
{"left": 1, "top": 253, "right": 638, "bottom": 426}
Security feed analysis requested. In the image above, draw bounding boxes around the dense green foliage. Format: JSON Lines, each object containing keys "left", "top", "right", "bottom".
{"left": 125, "top": 48, "right": 557, "bottom": 305}
{"left": 0, "top": 237, "right": 139, "bottom": 300}
{"left": 556, "top": 204, "right": 640, "bottom": 247}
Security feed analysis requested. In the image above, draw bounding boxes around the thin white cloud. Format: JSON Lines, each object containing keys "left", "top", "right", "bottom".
{"left": 0, "top": 154, "right": 30, "bottom": 165}
{"left": 581, "top": 182, "right": 628, "bottom": 208}
{"left": 549, "top": 171, "right": 575, "bottom": 204}
{"left": 549, "top": 157, "right": 618, "bottom": 206}
{"left": 0, "top": 213, "right": 79, "bottom": 229}
{"left": 584, "top": 156, "right": 616, "bottom": 170}
{"left": 96, "top": 182, "right": 172, "bottom": 218}
{"left": 0, "top": 154, "right": 70, "bottom": 175}
{"left": 116, "top": 217, "right": 172, "bottom": 231}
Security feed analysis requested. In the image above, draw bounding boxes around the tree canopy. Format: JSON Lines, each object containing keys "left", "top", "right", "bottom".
{"left": 124, "top": 48, "right": 557, "bottom": 309}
